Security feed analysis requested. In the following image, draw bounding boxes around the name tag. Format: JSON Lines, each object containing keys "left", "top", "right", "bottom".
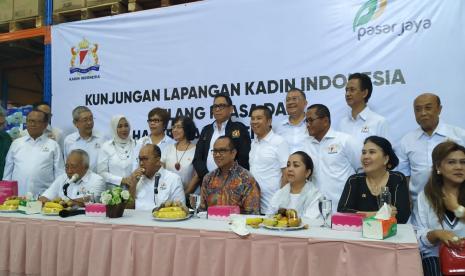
{"left": 159, "top": 182, "right": 167, "bottom": 190}
{"left": 327, "top": 144, "right": 339, "bottom": 154}
{"left": 361, "top": 126, "right": 369, "bottom": 133}
{"left": 95, "top": 143, "right": 101, "bottom": 149}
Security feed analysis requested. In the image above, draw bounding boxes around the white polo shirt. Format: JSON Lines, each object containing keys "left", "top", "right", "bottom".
{"left": 339, "top": 106, "right": 389, "bottom": 145}
{"left": 135, "top": 167, "right": 185, "bottom": 211}
{"left": 397, "top": 121, "right": 465, "bottom": 201}
{"left": 3, "top": 133, "right": 64, "bottom": 196}
{"left": 206, "top": 121, "right": 227, "bottom": 172}
{"left": 132, "top": 134, "right": 175, "bottom": 170}
{"left": 273, "top": 116, "right": 308, "bottom": 154}
{"left": 97, "top": 139, "right": 137, "bottom": 186}
{"left": 63, "top": 131, "right": 106, "bottom": 171}
{"left": 303, "top": 128, "right": 360, "bottom": 211}
{"left": 249, "top": 130, "right": 289, "bottom": 214}
{"left": 41, "top": 170, "right": 105, "bottom": 200}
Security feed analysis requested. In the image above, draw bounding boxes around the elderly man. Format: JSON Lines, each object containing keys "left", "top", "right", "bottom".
{"left": 127, "top": 144, "right": 184, "bottom": 211}
{"left": 0, "top": 106, "right": 11, "bottom": 179}
{"left": 249, "top": 105, "right": 288, "bottom": 214}
{"left": 63, "top": 106, "right": 105, "bottom": 171}
{"left": 397, "top": 93, "right": 465, "bottom": 224}
{"left": 339, "top": 73, "right": 389, "bottom": 145}
{"left": 200, "top": 136, "right": 261, "bottom": 214}
{"left": 40, "top": 149, "right": 105, "bottom": 203}
{"left": 20, "top": 102, "right": 64, "bottom": 150}
{"left": 3, "top": 109, "right": 64, "bottom": 196}
{"left": 193, "top": 93, "right": 251, "bottom": 181}
{"left": 274, "top": 88, "right": 308, "bottom": 153}
{"left": 304, "top": 104, "right": 360, "bottom": 211}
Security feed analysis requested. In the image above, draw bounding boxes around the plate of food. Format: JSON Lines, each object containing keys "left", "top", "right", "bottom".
{"left": 41, "top": 198, "right": 74, "bottom": 216}
{"left": 152, "top": 201, "right": 191, "bottom": 221}
{"left": 261, "top": 208, "right": 308, "bottom": 231}
{"left": 0, "top": 197, "right": 20, "bottom": 213}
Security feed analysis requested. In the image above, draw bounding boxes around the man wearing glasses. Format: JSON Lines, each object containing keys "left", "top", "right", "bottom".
{"left": 273, "top": 88, "right": 308, "bottom": 153}
{"left": 63, "top": 106, "right": 105, "bottom": 171}
{"left": 193, "top": 93, "right": 251, "bottom": 182}
{"left": 4, "top": 109, "right": 64, "bottom": 196}
{"left": 304, "top": 104, "right": 360, "bottom": 211}
{"left": 200, "top": 136, "right": 260, "bottom": 214}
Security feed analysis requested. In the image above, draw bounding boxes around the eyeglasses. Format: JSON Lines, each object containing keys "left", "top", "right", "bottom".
{"left": 305, "top": 117, "right": 323, "bottom": 124}
{"left": 147, "top": 118, "right": 162, "bottom": 124}
{"left": 211, "top": 104, "right": 230, "bottom": 110}
{"left": 26, "top": 119, "right": 45, "bottom": 125}
{"left": 78, "top": 116, "right": 93, "bottom": 123}
{"left": 211, "top": 148, "right": 233, "bottom": 155}
{"left": 172, "top": 125, "right": 184, "bottom": 130}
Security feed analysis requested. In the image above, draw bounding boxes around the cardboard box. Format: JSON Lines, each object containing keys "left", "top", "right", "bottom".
{"left": 18, "top": 200, "right": 42, "bottom": 215}
{"left": 362, "top": 216, "right": 397, "bottom": 240}
{"left": 53, "top": 0, "right": 86, "bottom": 12}
{"left": 207, "top": 205, "right": 240, "bottom": 220}
{"left": 0, "top": 0, "right": 13, "bottom": 22}
{"left": 13, "top": 0, "right": 44, "bottom": 19}
{"left": 0, "top": 181, "right": 18, "bottom": 204}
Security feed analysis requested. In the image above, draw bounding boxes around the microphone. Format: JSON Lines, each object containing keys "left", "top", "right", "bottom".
{"left": 154, "top": 172, "right": 161, "bottom": 195}
{"left": 63, "top": 173, "right": 80, "bottom": 197}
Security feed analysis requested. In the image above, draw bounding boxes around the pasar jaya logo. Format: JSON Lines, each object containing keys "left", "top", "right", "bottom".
{"left": 353, "top": 0, "right": 431, "bottom": 41}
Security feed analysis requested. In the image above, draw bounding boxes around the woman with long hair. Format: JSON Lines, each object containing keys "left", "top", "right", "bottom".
{"left": 417, "top": 141, "right": 465, "bottom": 276}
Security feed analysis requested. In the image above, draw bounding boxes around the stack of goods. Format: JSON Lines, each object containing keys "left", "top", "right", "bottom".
{"left": 153, "top": 201, "right": 189, "bottom": 219}
{"left": 0, "top": 196, "right": 20, "bottom": 212}
{"left": 207, "top": 205, "right": 240, "bottom": 220}
{"left": 263, "top": 208, "right": 302, "bottom": 228}
{"left": 331, "top": 213, "right": 365, "bottom": 232}
{"left": 85, "top": 203, "right": 106, "bottom": 217}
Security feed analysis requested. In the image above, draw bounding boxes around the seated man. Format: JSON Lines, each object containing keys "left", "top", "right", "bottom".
{"left": 40, "top": 149, "right": 105, "bottom": 205}
{"left": 128, "top": 144, "right": 185, "bottom": 211}
{"left": 200, "top": 135, "right": 261, "bottom": 214}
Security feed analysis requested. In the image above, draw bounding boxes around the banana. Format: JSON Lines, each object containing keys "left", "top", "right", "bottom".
{"left": 42, "top": 207, "right": 62, "bottom": 214}
{"left": 158, "top": 206, "right": 183, "bottom": 212}
{"left": 4, "top": 199, "right": 19, "bottom": 206}
{"left": 44, "top": 202, "right": 64, "bottom": 209}
{"left": 0, "top": 204, "right": 18, "bottom": 211}
{"left": 263, "top": 218, "right": 278, "bottom": 226}
{"left": 246, "top": 217, "right": 263, "bottom": 225}
{"left": 154, "top": 210, "right": 187, "bottom": 219}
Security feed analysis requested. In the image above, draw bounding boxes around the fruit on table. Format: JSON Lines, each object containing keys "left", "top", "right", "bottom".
{"left": 277, "top": 219, "right": 288, "bottom": 227}
{"left": 263, "top": 217, "right": 278, "bottom": 226}
{"left": 3, "top": 199, "right": 19, "bottom": 206}
{"left": 288, "top": 218, "right": 302, "bottom": 227}
{"left": 153, "top": 201, "right": 189, "bottom": 219}
{"left": 42, "top": 201, "right": 64, "bottom": 214}
{"left": 268, "top": 208, "right": 302, "bottom": 228}
{"left": 246, "top": 217, "right": 263, "bottom": 227}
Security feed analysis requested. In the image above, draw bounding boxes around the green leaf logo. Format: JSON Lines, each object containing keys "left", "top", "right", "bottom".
{"left": 353, "top": 0, "right": 378, "bottom": 31}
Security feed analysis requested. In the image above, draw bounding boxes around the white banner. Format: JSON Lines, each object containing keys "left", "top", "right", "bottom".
{"left": 51, "top": 0, "right": 465, "bottom": 144}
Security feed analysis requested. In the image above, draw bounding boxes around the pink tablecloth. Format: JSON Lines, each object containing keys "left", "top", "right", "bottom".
{"left": 0, "top": 216, "right": 423, "bottom": 276}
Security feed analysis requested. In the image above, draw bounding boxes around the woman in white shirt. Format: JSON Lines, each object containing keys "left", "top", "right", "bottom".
{"left": 269, "top": 151, "right": 323, "bottom": 219}
{"left": 417, "top": 141, "right": 465, "bottom": 276}
{"left": 161, "top": 116, "right": 200, "bottom": 195}
{"left": 97, "top": 115, "right": 136, "bottom": 187}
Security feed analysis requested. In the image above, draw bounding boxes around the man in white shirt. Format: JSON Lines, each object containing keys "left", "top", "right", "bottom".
{"left": 40, "top": 149, "right": 105, "bottom": 203}
{"left": 3, "top": 109, "right": 64, "bottom": 196}
{"left": 63, "top": 106, "right": 105, "bottom": 171}
{"left": 339, "top": 73, "right": 389, "bottom": 145}
{"left": 304, "top": 104, "right": 360, "bottom": 211}
{"left": 397, "top": 93, "right": 465, "bottom": 224}
{"left": 273, "top": 88, "right": 308, "bottom": 154}
{"left": 249, "top": 105, "right": 289, "bottom": 214}
{"left": 129, "top": 144, "right": 185, "bottom": 211}
{"left": 20, "top": 102, "right": 64, "bottom": 150}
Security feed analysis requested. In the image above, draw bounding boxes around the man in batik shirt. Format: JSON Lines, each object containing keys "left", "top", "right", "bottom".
{"left": 200, "top": 136, "right": 260, "bottom": 214}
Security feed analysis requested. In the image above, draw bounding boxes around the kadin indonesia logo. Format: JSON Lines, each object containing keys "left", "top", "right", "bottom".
{"left": 69, "top": 38, "right": 101, "bottom": 81}
{"left": 353, "top": 0, "right": 431, "bottom": 41}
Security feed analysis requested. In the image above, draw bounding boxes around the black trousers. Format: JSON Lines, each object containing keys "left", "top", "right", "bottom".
{"left": 422, "top": 256, "right": 441, "bottom": 276}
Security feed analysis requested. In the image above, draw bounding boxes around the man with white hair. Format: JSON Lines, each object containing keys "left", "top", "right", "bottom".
{"left": 63, "top": 106, "right": 105, "bottom": 171}
{"left": 40, "top": 149, "right": 105, "bottom": 203}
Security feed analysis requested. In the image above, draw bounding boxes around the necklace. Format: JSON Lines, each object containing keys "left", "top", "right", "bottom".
{"left": 175, "top": 142, "right": 190, "bottom": 171}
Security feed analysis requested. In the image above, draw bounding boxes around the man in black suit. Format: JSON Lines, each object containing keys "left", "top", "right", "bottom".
{"left": 193, "top": 93, "right": 251, "bottom": 181}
